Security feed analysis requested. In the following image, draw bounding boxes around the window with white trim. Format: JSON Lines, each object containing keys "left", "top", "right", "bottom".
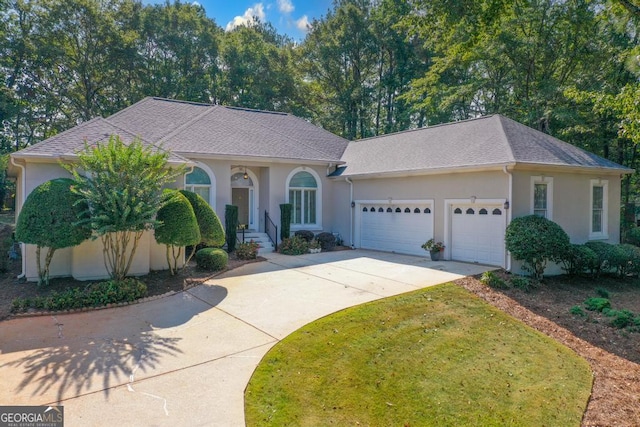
{"left": 531, "top": 176, "right": 553, "bottom": 219}
{"left": 185, "top": 166, "right": 212, "bottom": 206}
{"left": 286, "top": 169, "right": 321, "bottom": 228}
{"left": 590, "top": 179, "right": 608, "bottom": 239}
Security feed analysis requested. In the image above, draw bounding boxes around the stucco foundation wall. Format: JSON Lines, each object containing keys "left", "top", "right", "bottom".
{"left": 347, "top": 171, "right": 509, "bottom": 244}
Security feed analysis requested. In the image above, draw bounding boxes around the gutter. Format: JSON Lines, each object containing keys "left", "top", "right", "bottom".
{"left": 503, "top": 165, "right": 513, "bottom": 272}
{"left": 10, "top": 156, "right": 26, "bottom": 279}
{"left": 346, "top": 177, "right": 354, "bottom": 248}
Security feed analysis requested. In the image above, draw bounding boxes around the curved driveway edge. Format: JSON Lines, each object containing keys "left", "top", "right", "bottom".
{"left": 0, "top": 250, "right": 492, "bottom": 426}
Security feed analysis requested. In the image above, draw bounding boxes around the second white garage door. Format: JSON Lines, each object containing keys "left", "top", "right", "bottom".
{"left": 450, "top": 204, "right": 506, "bottom": 266}
{"left": 358, "top": 202, "right": 433, "bottom": 256}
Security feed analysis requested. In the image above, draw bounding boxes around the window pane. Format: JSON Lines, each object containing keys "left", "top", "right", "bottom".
{"left": 534, "top": 183, "right": 547, "bottom": 210}
{"left": 290, "top": 189, "right": 301, "bottom": 224}
{"left": 592, "top": 209, "right": 603, "bottom": 233}
{"left": 593, "top": 186, "right": 603, "bottom": 209}
{"left": 305, "top": 189, "right": 316, "bottom": 224}
{"left": 186, "top": 167, "right": 211, "bottom": 185}
{"left": 290, "top": 171, "right": 317, "bottom": 188}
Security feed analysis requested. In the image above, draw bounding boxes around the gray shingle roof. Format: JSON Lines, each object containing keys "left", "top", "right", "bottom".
{"left": 335, "top": 115, "right": 630, "bottom": 177}
{"left": 14, "top": 97, "right": 349, "bottom": 164}
{"left": 15, "top": 116, "right": 189, "bottom": 164}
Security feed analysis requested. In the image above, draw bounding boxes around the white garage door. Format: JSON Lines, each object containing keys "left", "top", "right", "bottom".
{"left": 451, "top": 204, "right": 505, "bottom": 266}
{"left": 358, "top": 203, "right": 433, "bottom": 256}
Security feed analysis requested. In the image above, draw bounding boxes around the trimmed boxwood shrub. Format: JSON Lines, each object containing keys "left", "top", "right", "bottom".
{"left": 225, "top": 205, "right": 239, "bottom": 253}
{"left": 294, "top": 230, "right": 315, "bottom": 242}
{"left": 316, "top": 232, "right": 337, "bottom": 251}
{"left": 560, "top": 244, "right": 599, "bottom": 276}
{"left": 179, "top": 190, "right": 225, "bottom": 247}
{"left": 624, "top": 226, "right": 640, "bottom": 247}
{"left": 155, "top": 190, "right": 201, "bottom": 275}
{"left": 196, "top": 247, "right": 228, "bottom": 271}
{"left": 616, "top": 243, "right": 640, "bottom": 276}
{"left": 584, "top": 241, "right": 633, "bottom": 276}
{"left": 280, "top": 203, "right": 292, "bottom": 240}
{"left": 505, "top": 215, "right": 570, "bottom": 280}
{"left": 15, "top": 178, "right": 91, "bottom": 285}
{"left": 279, "top": 236, "right": 309, "bottom": 255}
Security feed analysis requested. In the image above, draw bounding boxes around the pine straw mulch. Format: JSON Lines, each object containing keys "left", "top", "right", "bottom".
{"left": 455, "top": 275, "right": 640, "bottom": 427}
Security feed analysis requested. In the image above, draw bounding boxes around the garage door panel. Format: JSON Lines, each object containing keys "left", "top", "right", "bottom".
{"left": 451, "top": 205, "right": 505, "bottom": 266}
{"left": 359, "top": 204, "right": 433, "bottom": 256}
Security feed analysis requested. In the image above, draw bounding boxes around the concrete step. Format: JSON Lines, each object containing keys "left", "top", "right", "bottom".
{"left": 236, "top": 231, "right": 275, "bottom": 255}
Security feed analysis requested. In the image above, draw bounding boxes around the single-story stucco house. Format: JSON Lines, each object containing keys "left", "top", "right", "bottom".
{"left": 9, "top": 97, "right": 632, "bottom": 281}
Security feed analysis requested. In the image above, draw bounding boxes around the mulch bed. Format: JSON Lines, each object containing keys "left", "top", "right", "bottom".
{"left": 456, "top": 275, "right": 640, "bottom": 426}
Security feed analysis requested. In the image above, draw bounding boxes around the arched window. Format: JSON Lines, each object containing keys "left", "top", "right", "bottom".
{"left": 185, "top": 166, "right": 213, "bottom": 206}
{"left": 287, "top": 169, "right": 320, "bottom": 227}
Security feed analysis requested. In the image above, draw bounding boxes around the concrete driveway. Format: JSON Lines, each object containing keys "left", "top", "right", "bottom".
{"left": 0, "top": 249, "right": 492, "bottom": 426}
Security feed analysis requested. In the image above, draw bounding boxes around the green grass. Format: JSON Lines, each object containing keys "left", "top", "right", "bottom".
{"left": 245, "top": 283, "right": 592, "bottom": 426}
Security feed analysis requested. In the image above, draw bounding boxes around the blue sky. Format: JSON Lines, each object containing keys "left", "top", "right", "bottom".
{"left": 142, "top": 0, "right": 333, "bottom": 41}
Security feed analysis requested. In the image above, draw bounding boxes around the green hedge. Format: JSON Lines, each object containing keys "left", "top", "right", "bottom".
{"left": 225, "top": 205, "right": 239, "bottom": 252}
{"left": 155, "top": 189, "right": 200, "bottom": 247}
{"left": 180, "top": 190, "right": 225, "bottom": 247}
{"left": 505, "top": 215, "right": 570, "bottom": 280}
{"left": 196, "top": 247, "right": 228, "bottom": 271}
{"left": 280, "top": 203, "right": 292, "bottom": 240}
{"left": 279, "top": 236, "right": 309, "bottom": 255}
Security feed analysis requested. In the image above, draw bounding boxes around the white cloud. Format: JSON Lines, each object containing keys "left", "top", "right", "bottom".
{"left": 192, "top": 1, "right": 200, "bottom": 6}
{"left": 295, "top": 15, "right": 311, "bottom": 32}
{"left": 277, "top": 0, "right": 294, "bottom": 14}
{"left": 225, "top": 3, "right": 266, "bottom": 31}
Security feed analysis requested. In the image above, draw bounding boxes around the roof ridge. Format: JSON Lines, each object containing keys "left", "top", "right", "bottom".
{"left": 223, "top": 105, "right": 289, "bottom": 116}
{"left": 154, "top": 104, "right": 217, "bottom": 145}
{"left": 494, "top": 115, "right": 517, "bottom": 163}
{"left": 353, "top": 115, "right": 497, "bottom": 143}
{"left": 223, "top": 108, "right": 341, "bottom": 160}
{"left": 107, "top": 97, "right": 153, "bottom": 121}
{"left": 149, "top": 96, "right": 215, "bottom": 107}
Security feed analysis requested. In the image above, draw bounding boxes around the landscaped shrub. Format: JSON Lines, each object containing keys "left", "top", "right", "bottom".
{"left": 15, "top": 178, "right": 92, "bottom": 285}
{"left": 236, "top": 240, "right": 260, "bottom": 260}
{"left": 280, "top": 203, "right": 292, "bottom": 240}
{"left": 583, "top": 297, "right": 611, "bottom": 312}
{"left": 480, "top": 271, "right": 507, "bottom": 289}
{"left": 605, "top": 309, "right": 636, "bottom": 329}
{"left": 560, "top": 244, "right": 599, "bottom": 276}
{"left": 294, "top": 230, "right": 315, "bottom": 242}
{"left": 585, "top": 241, "right": 629, "bottom": 276}
{"left": 10, "top": 278, "right": 147, "bottom": 313}
{"left": 569, "top": 305, "right": 586, "bottom": 317}
{"left": 510, "top": 275, "right": 534, "bottom": 292}
{"left": 624, "top": 226, "right": 640, "bottom": 247}
{"left": 180, "top": 189, "right": 225, "bottom": 263}
{"left": 596, "top": 287, "right": 610, "bottom": 298}
{"left": 155, "top": 190, "right": 201, "bottom": 275}
{"left": 505, "top": 215, "right": 571, "bottom": 280}
{"left": 196, "top": 247, "right": 228, "bottom": 271}
{"left": 225, "top": 205, "right": 239, "bottom": 253}
{"left": 316, "top": 232, "right": 336, "bottom": 251}
{"left": 279, "top": 236, "right": 309, "bottom": 255}
{"left": 616, "top": 244, "right": 640, "bottom": 276}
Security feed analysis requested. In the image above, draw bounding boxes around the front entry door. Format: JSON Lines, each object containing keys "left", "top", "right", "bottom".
{"left": 232, "top": 188, "right": 250, "bottom": 228}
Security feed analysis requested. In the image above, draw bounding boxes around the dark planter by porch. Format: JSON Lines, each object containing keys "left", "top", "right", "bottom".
{"left": 430, "top": 250, "right": 441, "bottom": 261}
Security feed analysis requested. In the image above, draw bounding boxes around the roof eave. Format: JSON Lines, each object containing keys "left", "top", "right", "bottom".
{"left": 331, "top": 162, "right": 517, "bottom": 180}
{"left": 178, "top": 151, "right": 346, "bottom": 166}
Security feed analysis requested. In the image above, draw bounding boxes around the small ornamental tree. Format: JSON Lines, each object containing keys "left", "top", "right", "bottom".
{"left": 64, "top": 135, "right": 184, "bottom": 281}
{"left": 179, "top": 189, "right": 225, "bottom": 263}
{"left": 155, "top": 190, "right": 201, "bottom": 275}
{"left": 505, "top": 215, "right": 570, "bottom": 280}
{"left": 15, "top": 178, "right": 91, "bottom": 285}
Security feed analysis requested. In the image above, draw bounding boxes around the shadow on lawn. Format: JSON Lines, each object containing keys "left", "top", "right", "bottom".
{"left": 1, "top": 285, "right": 228, "bottom": 404}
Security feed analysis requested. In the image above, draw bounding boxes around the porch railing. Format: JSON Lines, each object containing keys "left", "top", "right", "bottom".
{"left": 264, "top": 211, "right": 278, "bottom": 251}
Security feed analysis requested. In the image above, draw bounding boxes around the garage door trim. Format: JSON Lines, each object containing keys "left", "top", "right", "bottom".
{"left": 444, "top": 198, "right": 508, "bottom": 267}
{"left": 355, "top": 199, "right": 434, "bottom": 256}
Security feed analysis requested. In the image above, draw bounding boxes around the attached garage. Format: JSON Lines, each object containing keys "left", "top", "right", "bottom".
{"left": 449, "top": 202, "right": 506, "bottom": 266}
{"left": 356, "top": 201, "right": 434, "bottom": 256}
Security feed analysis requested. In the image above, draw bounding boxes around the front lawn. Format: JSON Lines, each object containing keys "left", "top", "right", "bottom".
{"left": 245, "top": 283, "right": 592, "bottom": 426}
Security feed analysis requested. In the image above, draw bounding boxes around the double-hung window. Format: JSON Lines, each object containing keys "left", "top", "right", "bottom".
{"left": 531, "top": 176, "right": 553, "bottom": 219}
{"left": 590, "top": 179, "right": 608, "bottom": 239}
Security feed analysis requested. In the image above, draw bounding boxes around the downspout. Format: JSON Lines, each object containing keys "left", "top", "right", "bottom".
{"left": 503, "top": 165, "right": 513, "bottom": 272}
{"left": 345, "top": 177, "right": 354, "bottom": 248}
{"left": 10, "top": 156, "right": 26, "bottom": 279}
